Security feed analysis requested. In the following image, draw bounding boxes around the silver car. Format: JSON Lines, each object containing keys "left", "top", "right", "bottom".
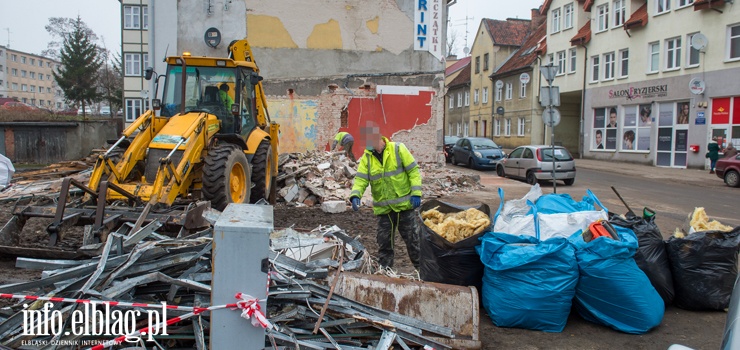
{"left": 496, "top": 145, "right": 576, "bottom": 186}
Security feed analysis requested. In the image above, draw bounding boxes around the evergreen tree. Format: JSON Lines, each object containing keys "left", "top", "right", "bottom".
{"left": 52, "top": 16, "right": 102, "bottom": 118}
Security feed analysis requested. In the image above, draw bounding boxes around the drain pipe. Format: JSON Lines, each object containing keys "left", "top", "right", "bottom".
{"left": 578, "top": 43, "right": 588, "bottom": 159}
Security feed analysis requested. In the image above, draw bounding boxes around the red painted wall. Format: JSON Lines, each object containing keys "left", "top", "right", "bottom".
{"left": 330, "top": 91, "right": 434, "bottom": 160}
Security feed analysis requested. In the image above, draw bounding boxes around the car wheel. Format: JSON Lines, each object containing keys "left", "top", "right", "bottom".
{"left": 450, "top": 155, "right": 457, "bottom": 165}
{"left": 563, "top": 178, "right": 575, "bottom": 186}
{"left": 526, "top": 171, "right": 538, "bottom": 185}
{"left": 725, "top": 170, "right": 740, "bottom": 187}
{"left": 496, "top": 165, "right": 505, "bottom": 177}
{"left": 468, "top": 158, "right": 475, "bottom": 170}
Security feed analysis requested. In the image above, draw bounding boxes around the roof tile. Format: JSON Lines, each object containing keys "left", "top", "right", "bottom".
{"left": 570, "top": 20, "right": 591, "bottom": 46}
{"left": 490, "top": 22, "right": 547, "bottom": 78}
{"left": 484, "top": 18, "right": 532, "bottom": 47}
{"left": 445, "top": 56, "right": 471, "bottom": 76}
{"left": 448, "top": 62, "right": 471, "bottom": 88}
{"left": 624, "top": 2, "right": 648, "bottom": 30}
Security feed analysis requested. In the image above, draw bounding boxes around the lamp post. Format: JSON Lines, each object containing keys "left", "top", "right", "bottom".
{"left": 539, "top": 63, "right": 559, "bottom": 193}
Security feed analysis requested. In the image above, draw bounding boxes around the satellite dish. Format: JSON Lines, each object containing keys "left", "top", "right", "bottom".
{"left": 691, "top": 33, "right": 708, "bottom": 52}
{"left": 463, "top": 47, "right": 470, "bottom": 56}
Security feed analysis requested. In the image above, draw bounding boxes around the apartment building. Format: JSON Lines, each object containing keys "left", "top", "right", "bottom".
{"left": 446, "top": 58, "right": 471, "bottom": 137}
{"left": 0, "top": 45, "right": 63, "bottom": 109}
{"left": 489, "top": 21, "right": 548, "bottom": 149}
{"left": 468, "top": 18, "right": 532, "bottom": 138}
{"left": 542, "top": 0, "right": 740, "bottom": 168}
{"left": 120, "top": 0, "right": 150, "bottom": 122}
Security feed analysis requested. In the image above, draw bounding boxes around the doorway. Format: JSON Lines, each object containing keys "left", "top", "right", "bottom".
{"left": 656, "top": 101, "right": 689, "bottom": 168}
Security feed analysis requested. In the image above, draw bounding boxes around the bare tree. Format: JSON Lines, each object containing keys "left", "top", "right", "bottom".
{"left": 446, "top": 27, "right": 459, "bottom": 58}
{"left": 43, "top": 17, "right": 100, "bottom": 59}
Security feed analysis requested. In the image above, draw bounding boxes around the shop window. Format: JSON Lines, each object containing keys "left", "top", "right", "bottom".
{"left": 592, "top": 107, "right": 618, "bottom": 150}
{"left": 622, "top": 104, "right": 653, "bottom": 151}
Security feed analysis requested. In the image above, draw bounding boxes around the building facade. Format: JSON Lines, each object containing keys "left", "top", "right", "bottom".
{"left": 0, "top": 45, "right": 63, "bottom": 109}
{"left": 489, "top": 21, "right": 548, "bottom": 149}
{"left": 120, "top": 0, "right": 150, "bottom": 122}
{"left": 447, "top": 59, "right": 471, "bottom": 136}
{"left": 468, "top": 18, "right": 532, "bottom": 138}
{"left": 542, "top": 0, "right": 740, "bottom": 168}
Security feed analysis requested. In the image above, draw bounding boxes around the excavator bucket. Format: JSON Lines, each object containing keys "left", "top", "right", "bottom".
{"left": 331, "top": 272, "right": 481, "bottom": 349}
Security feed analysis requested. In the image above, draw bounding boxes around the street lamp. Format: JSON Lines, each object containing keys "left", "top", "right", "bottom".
{"left": 539, "top": 63, "right": 560, "bottom": 193}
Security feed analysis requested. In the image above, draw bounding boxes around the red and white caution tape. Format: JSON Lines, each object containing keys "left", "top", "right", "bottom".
{"left": 0, "top": 292, "right": 270, "bottom": 350}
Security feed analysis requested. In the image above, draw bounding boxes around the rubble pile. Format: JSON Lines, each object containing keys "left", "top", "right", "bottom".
{"left": 276, "top": 151, "right": 485, "bottom": 209}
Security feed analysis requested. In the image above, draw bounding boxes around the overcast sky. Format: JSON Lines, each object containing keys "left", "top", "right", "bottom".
{"left": 448, "top": 0, "right": 544, "bottom": 56}
{"left": 2, "top": 0, "right": 121, "bottom": 57}
{"left": 2, "top": 0, "right": 543, "bottom": 59}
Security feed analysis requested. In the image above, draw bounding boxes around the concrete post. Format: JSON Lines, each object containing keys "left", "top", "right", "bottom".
{"left": 211, "top": 204, "right": 272, "bottom": 349}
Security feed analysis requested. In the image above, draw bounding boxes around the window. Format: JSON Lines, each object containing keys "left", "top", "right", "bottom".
{"left": 21, "top": 56, "right": 26, "bottom": 64}
{"left": 47, "top": 74, "right": 51, "bottom": 80}
{"left": 40, "top": 100, "right": 45, "bottom": 106}
{"left": 30, "top": 72, "right": 35, "bottom": 79}
{"left": 457, "top": 92, "right": 462, "bottom": 107}
{"left": 494, "top": 119, "right": 501, "bottom": 136}
{"left": 621, "top": 104, "right": 653, "bottom": 151}
{"left": 38, "top": 60, "right": 43, "bottom": 67}
{"left": 557, "top": 51, "right": 566, "bottom": 75}
{"left": 38, "top": 74, "right": 43, "bottom": 81}
{"left": 614, "top": 0, "right": 625, "bottom": 27}
{"left": 548, "top": 53, "right": 554, "bottom": 65}
{"left": 124, "top": 6, "right": 141, "bottom": 29}
{"left": 463, "top": 122, "right": 468, "bottom": 137}
{"left": 449, "top": 96, "right": 454, "bottom": 109}
{"left": 569, "top": 48, "right": 577, "bottom": 73}
{"left": 687, "top": 33, "right": 700, "bottom": 67}
{"left": 30, "top": 85, "right": 35, "bottom": 92}
{"left": 648, "top": 42, "right": 660, "bottom": 73}
{"left": 591, "top": 56, "right": 600, "bottom": 82}
{"left": 474, "top": 88, "right": 480, "bottom": 104}
{"left": 564, "top": 3, "right": 574, "bottom": 29}
{"left": 504, "top": 118, "right": 511, "bottom": 136}
{"left": 520, "top": 81, "right": 527, "bottom": 98}
{"left": 552, "top": 8, "right": 561, "bottom": 33}
{"left": 495, "top": 84, "right": 502, "bottom": 101}
{"left": 656, "top": 0, "right": 670, "bottom": 13}
{"left": 47, "top": 87, "right": 51, "bottom": 93}
{"left": 475, "top": 56, "right": 480, "bottom": 74}
{"left": 143, "top": 54, "right": 149, "bottom": 69}
{"left": 678, "top": 0, "right": 694, "bottom": 7}
{"left": 11, "top": 54, "right": 16, "bottom": 62}
{"left": 464, "top": 91, "right": 470, "bottom": 106}
{"left": 619, "top": 49, "right": 629, "bottom": 78}
{"left": 592, "top": 106, "right": 619, "bottom": 151}
{"left": 0, "top": 80, "right": 2, "bottom": 86}
{"left": 505, "top": 83, "right": 512, "bottom": 100}
{"left": 11, "top": 83, "right": 17, "bottom": 91}
{"left": 142, "top": 6, "right": 149, "bottom": 30}
{"left": 125, "top": 99, "right": 142, "bottom": 122}
{"left": 597, "top": 4, "right": 609, "bottom": 32}
{"left": 21, "top": 84, "right": 27, "bottom": 92}
{"left": 729, "top": 24, "right": 740, "bottom": 61}
{"left": 518, "top": 118, "right": 525, "bottom": 136}
{"left": 483, "top": 87, "right": 489, "bottom": 104}
{"left": 483, "top": 53, "right": 489, "bottom": 71}
{"left": 11, "top": 68, "right": 16, "bottom": 76}
{"left": 124, "top": 53, "right": 141, "bottom": 76}
{"left": 603, "top": 52, "right": 615, "bottom": 80}
{"left": 47, "top": 62, "right": 51, "bottom": 68}
{"left": 21, "top": 70, "right": 26, "bottom": 78}
{"left": 30, "top": 58, "right": 35, "bottom": 65}
{"left": 666, "top": 37, "right": 681, "bottom": 70}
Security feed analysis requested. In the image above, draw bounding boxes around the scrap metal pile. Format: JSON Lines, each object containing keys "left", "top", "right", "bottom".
{"left": 276, "top": 151, "right": 484, "bottom": 209}
{"left": 0, "top": 213, "right": 472, "bottom": 349}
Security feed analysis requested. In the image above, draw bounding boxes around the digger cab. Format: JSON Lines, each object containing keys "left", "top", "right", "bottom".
{"left": 159, "top": 56, "right": 262, "bottom": 138}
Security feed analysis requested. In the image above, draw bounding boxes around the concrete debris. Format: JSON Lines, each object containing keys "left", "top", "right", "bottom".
{"left": 277, "top": 151, "right": 484, "bottom": 208}
{"left": 321, "top": 200, "right": 347, "bottom": 214}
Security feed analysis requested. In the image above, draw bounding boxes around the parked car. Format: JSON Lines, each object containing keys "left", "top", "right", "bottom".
{"left": 443, "top": 136, "right": 459, "bottom": 163}
{"left": 715, "top": 155, "right": 740, "bottom": 187}
{"left": 77, "top": 107, "right": 94, "bottom": 116}
{"left": 0, "top": 101, "right": 36, "bottom": 111}
{"left": 450, "top": 137, "right": 505, "bottom": 170}
{"left": 496, "top": 145, "right": 576, "bottom": 186}
{"left": 100, "top": 106, "right": 111, "bottom": 116}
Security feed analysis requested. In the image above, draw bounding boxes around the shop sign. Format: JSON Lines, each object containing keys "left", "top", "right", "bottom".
{"left": 695, "top": 111, "right": 706, "bottom": 125}
{"left": 609, "top": 85, "right": 668, "bottom": 100}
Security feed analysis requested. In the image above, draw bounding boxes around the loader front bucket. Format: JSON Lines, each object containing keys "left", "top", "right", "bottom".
{"left": 331, "top": 272, "right": 481, "bottom": 349}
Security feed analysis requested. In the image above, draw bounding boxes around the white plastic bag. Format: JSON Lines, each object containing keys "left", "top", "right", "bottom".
{"left": 0, "top": 154, "right": 14, "bottom": 189}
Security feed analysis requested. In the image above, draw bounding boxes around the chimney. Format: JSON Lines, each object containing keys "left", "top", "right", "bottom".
{"left": 531, "top": 8, "right": 546, "bottom": 30}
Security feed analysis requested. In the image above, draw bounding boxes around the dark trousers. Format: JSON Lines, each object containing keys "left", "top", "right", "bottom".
{"left": 343, "top": 141, "right": 356, "bottom": 162}
{"left": 376, "top": 209, "right": 420, "bottom": 269}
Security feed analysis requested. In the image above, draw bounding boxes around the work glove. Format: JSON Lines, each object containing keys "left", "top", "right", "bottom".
{"left": 351, "top": 197, "right": 361, "bottom": 211}
{"left": 410, "top": 196, "right": 421, "bottom": 209}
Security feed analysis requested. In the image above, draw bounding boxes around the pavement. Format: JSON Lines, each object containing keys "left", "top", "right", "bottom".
{"left": 573, "top": 157, "right": 721, "bottom": 187}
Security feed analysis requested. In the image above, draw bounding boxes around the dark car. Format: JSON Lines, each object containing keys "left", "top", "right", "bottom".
{"left": 497, "top": 145, "right": 576, "bottom": 185}
{"left": 443, "top": 136, "right": 459, "bottom": 162}
{"left": 450, "top": 137, "right": 505, "bottom": 170}
{"left": 716, "top": 154, "right": 740, "bottom": 187}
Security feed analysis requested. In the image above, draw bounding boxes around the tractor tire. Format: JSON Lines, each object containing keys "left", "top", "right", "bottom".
{"left": 250, "top": 140, "right": 273, "bottom": 203}
{"left": 202, "top": 144, "right": 251, "bottom": 211}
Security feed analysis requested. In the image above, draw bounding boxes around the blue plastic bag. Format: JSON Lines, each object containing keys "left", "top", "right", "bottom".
{"left": 477, "top": 232, "right": 578, "bottom": 332}
{"left": 535, "top": 191, "right": 599, "bottom": 214}
{"left": 570, "top": 225, "right": 664, "bottom": 334}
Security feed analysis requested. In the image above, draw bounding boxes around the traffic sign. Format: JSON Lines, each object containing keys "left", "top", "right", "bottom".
{"left": 542, "top": 107, "right": 561, "bottom": 127}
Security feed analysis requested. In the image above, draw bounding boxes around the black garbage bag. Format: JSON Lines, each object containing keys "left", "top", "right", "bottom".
{"left": 609, "top": 213, "right": 674, "bottom": 304}
{"left": 418, "top": 200, "right": 492, "bottom": 289}
{"left": 667, "top": 227, "right": 740, "bottom": 310}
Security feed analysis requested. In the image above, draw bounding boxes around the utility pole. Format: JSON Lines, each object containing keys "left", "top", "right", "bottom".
{"left": 540, "top": 63, "right": 561, "bottom": 194}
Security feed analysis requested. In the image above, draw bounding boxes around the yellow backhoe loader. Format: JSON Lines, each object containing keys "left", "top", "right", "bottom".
{"left": 0, "top": 39, "right": 279, "bottom": 254}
